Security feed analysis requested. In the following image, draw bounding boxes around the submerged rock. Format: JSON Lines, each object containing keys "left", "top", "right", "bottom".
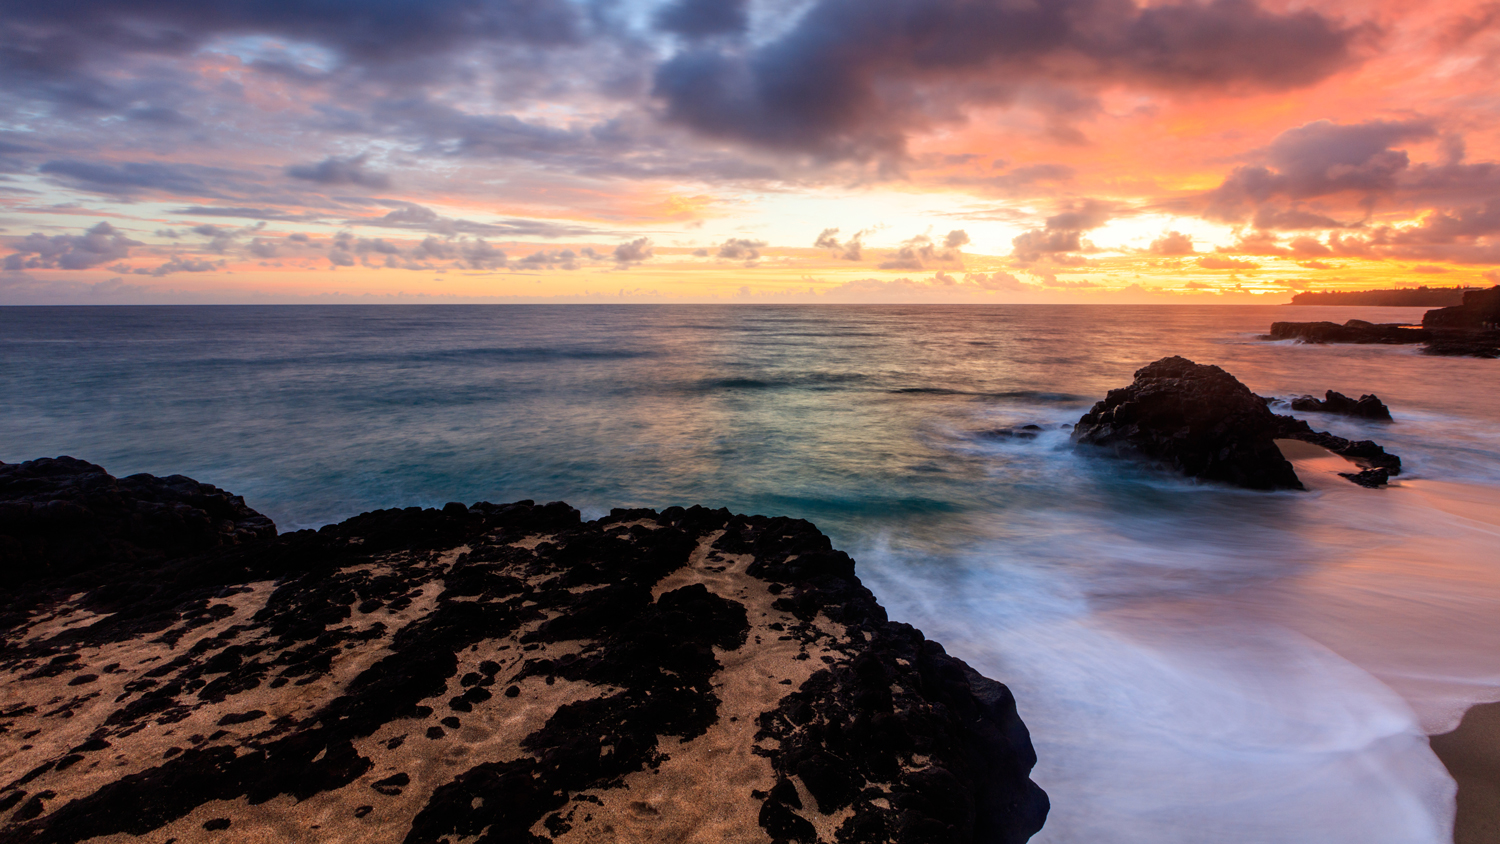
{"left": 0, "top": 476, "right": 1047, "bottom": 843}
{"left": 1074, "top": 357, "right": 1402, "bottom": 490}
{"left": 1289, "top": 390, "right": 1393, "bottom": 421}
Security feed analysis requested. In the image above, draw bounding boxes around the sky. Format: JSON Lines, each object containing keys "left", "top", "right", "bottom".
{"left": 2, "top": 0, "right": 1500, "bottom": 304}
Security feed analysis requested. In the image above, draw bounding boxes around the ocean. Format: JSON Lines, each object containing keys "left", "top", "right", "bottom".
{"left": 4, "top": 304, "right": 1498, "bottom": 843}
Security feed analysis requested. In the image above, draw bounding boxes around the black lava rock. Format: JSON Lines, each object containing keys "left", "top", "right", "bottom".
{"left": 0, "top": 456, "right": 277, "bottom": 587}
{"left": 1423, "top": 286, "right": 1500, "bottom": 330}
{"left": 1075, "top": 357, "right": 1403, "bottom": 490}
{"left": 1266, "top": 319, "right": 1429, "bottom": 344}
{"left": 1288, "top": 391, "right": 1393, "bottom": 421}
{"left": 1072, "top": 356, "right": 1303, "bottom": 490}
{"left": 0, "top": 471, "right": 1047, "bottom": 844}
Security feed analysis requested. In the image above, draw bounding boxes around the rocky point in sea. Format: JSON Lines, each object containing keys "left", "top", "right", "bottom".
{"left": 0, "top": 457, "right": 1048, "bottom": 844}
{"left": 1288, "top": 391, "right": 1392, "bottom": 422}
{"left": 1072, "top": 356, "right": 1402, "bottom": 490}
{"left": 1266, "top": 284, "right": 1500, "bottom": 358}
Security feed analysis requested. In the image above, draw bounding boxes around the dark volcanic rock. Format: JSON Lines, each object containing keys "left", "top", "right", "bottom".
{"left": 1264, "top": 286, "right": 1500, "bottom": 358}
{"left": 1072, "top": 356, "right": 1303, "bottom": 490}
{"left": 1075, "top": 357, "right": 1404, "bottom": 490}
{"left": 1289, "top": 391, "right": 1393, "bottom": 421}
{"left": 1269, "top": 422, "right": 1402, "bottom": 475}
{"left": 1266, "top": 319, "right": 1429, "bottom": 344}
{"left": 0, "top": 457, "right": 276, "bottom": 587}
{"left": 1339, "top": 468, "right": 1391, "bottom": 488}
{"left": 1422, "top": 330, "right": 1500, "bottom": 358}
{"left": 0, "top": 485, "right": 1047, "bottom": 843}
{"left": 1423, "top": 286, "right": 1500, "bottom": 330}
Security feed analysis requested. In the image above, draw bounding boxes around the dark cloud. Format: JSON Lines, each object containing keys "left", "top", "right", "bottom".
{"left": 1012, "top": 200, "right": 1113, "bottom": 262}
{"left": 516, "top": 249, "right": 580, "bottom": 270}
{"left": 1205, "top": 120, "right": 1435, "bottom": 222}
{"left": 656, "top": 0, "right": 749, "bottom": 38}
{"left": 39, "top": 159, "right": 218, "bottom": 196}
{"left": 0, "top": 0, "right": 585, "bottom": 79}
{"left": 716, "top": 237, "right": 766, "bottom": 261}
{"left": 814, "top": 227, "right": 865, "bottom": 260}
{"left": 653, "top": 0, "right": 1360, "bottom": 157}
{"left": 878, "top": 231, "right": 968, "bottom": 270}
{"left": 613, "top": 237, "right": 653, "bottom": 266}
{"left": 173, "top": 206, "right": 326, "bottom": 221}
{"left": 134, "top": 256, "right": 221, "bottom": 276}
{"left": 1149, "top": 231, "right": 1195, "bottom": 255}
{"left": 286, "top": 154, "right": 391, "bottom": 189}
{"left": 126, "top": 105, "right": 192, "bottom": 125}
{"left": 3, "top": 221, "right": 140, "bottom": 270}
{"left": 1251, "top": 206, "right": 1353, "bottom": 230}
{"left": 358, "top": 201, "right": 600, "bottom": 238}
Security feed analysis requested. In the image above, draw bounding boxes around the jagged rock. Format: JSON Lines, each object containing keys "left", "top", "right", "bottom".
{"left": 0, "top": 484, "right": 1047, "bottom": 843}
{"left": 1339, "top": 468, "right": 1391, "bottom": 488}
{"left": 1266, "top": 320, "right": 1429, "bottom": 344}
{"left": 1072, "top": 356, "right": 1304, "bottom": 490}
{"left": 1074, "top": 357, "right": 1403, "bottom": 490}
{"left": 0, "top": 457, "right": 277, "bottom": 588}
{"left": 1288, "top": 391, "right": 1393, "bottom": 421}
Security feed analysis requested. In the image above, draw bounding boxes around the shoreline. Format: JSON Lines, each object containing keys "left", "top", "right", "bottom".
{"left": 1431, "top": 701, "right": 1500, "bottom": 844}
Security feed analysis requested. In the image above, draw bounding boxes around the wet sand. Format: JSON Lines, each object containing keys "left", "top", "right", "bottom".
{"left": 1276, "top": 439, "right": 1500, "bottom": 843}
{"left": 1431, "top": 702, "right": 1500, "bottom": 844}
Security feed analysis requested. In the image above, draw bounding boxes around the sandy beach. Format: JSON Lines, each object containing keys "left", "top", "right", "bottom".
{"left": 1433, "top": 702, "right": 1500, "bottom": 844}
{"left": 1275, "top": 440, "right": 1500, "bottom": 844}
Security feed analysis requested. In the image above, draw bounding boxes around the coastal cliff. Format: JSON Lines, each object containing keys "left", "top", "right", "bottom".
{"left": 0, "top": 458, "right": 1048, "bottom": 844}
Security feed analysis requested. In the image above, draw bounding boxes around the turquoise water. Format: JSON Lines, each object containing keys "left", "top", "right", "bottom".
{"left": 4, "top": 304, "right": 1499, "bottom": 842}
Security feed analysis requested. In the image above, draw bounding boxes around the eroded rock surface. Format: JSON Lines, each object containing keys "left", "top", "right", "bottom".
{"left": 1073, "top": 357, "right": 1402, "bottom": 490}
{"left": 0, "top": 493, "right": 1047, "bottom": 844}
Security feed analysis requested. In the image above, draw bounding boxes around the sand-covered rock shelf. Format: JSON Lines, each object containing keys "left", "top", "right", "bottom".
{"left": 0, "top": 458, "right": 1048, "bottom": 844}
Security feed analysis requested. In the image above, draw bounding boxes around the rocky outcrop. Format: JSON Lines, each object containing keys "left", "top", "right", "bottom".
{"left": 1423, "top": 286, "right": 1500, "bottom": 330}
{"left": 1265, "top": 286, "right": 1500, "bottom": 358}
{"left": 1266, "top": 320, "right": 1428, "bottom": 345}
{"left": 0, "top": 457, "right": 277, "bottom": 588}
{"left": 1289, "top": 391, "right": 1392, "bottom": 421}
{"left": 1422, "top": 331, "right": 1500, "bottom": 359}
{"left": 1072, "top": 356, "right": 1304, "bottom": 490}
{"left": 0, "top": 478, "right": 1048, "bottom": 843}
{"left": 1073, "top": 357, "right": 1402, "bottom": 490}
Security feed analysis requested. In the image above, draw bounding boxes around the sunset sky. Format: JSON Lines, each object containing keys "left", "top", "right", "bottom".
{"left": 2, "top": 0, "right": 1499, "bottom": 303}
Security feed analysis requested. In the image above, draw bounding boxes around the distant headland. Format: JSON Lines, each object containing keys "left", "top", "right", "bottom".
{"left": 1288, "top": 286, "right": 1478, "bottom": 307}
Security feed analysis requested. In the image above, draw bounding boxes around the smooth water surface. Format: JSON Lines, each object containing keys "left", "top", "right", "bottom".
{"left": 4, "top": 304, "right": 1499, "bottom": 843}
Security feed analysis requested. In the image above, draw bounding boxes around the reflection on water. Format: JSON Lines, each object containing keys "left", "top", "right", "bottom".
{"left": 3, "top": 304, "right": 1498, "bottom": 843}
